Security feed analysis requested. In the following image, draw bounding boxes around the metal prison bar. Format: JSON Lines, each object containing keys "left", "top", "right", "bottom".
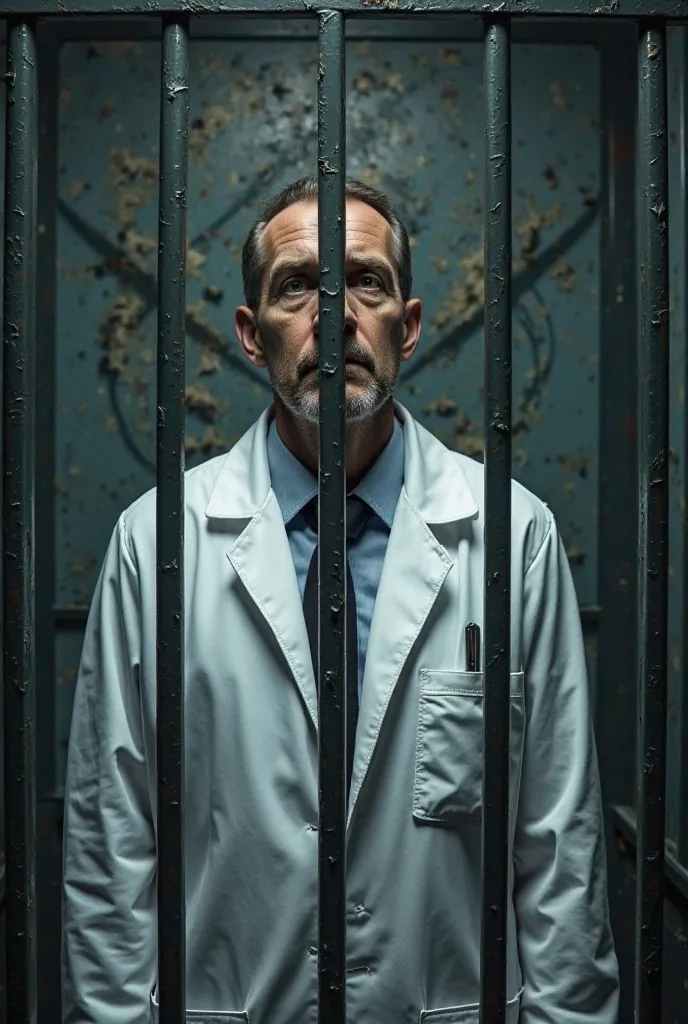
{"left": 0, "top": 6, "right": 679, "bottom": 1024}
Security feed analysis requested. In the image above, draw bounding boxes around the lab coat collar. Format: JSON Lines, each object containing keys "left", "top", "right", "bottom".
{"left": 205, "top": 399, "right": 479, "bottom": 525}
{"left": 266, "top": 407, "right": 404, "bottom": 530}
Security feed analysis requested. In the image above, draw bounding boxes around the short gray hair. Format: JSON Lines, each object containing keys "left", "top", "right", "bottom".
{"left": 241, "top": 176, "right": 412, "bottom": 312}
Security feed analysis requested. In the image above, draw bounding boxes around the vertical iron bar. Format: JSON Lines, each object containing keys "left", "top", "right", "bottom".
{"left": 598, "top": 30, "right": 639, "bottom": 1024}
{"left": 2, "top": 19, "right": 38, "bottom": 1024}
{"left": 316, "top": 10, "right": 347, "bottom": 1024}
{"left": 678, "top": 24, "right": 688, "bottom": 869}
{"left": 156, "top": 18, "right": 189, "bottom": 1024}
{"left": 635, "top": 21, "right": 669, "bottom": 1024}
{"left": 34, "top": 20, "right": 62, "bottom": 1022}
{"left": 480, "top": 18, "right": 512, "bottom": 1024}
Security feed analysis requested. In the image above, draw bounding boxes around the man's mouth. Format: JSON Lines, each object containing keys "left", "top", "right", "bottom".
{"left": 307, "top": 360, "right": 367, "bottom": 371}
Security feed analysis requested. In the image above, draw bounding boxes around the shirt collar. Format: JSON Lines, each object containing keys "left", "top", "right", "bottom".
{"left": 266, "top": 409, "right": 404, "bottom": 530}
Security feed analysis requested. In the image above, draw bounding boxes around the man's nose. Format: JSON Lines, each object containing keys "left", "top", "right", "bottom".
{"left": 343, "top": 289, "right": 359, "bottom": 332}
{"left": 312, "top": 286, "right": 359, "bottom": 335}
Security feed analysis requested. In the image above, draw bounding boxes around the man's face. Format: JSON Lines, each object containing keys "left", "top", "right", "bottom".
{"left": 236, "top": 199, "right": 422, "bottom": 425}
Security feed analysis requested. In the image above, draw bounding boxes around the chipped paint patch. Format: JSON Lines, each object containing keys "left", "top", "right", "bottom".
{"left": 549, "top": 82, "right": 569, "bottom": 110}
{"left": 189, "top": 105, "right": 233, "bottom": 162}
{"left": 186, "top": 426, "right": 235, "bottom": 454}
{"left": 551, "top": 258, "right": 576, "bottom": 292}
{"left": 97, "top": 291, "right": 145, "bottom": 374}
{"left": 186, "top": 384, "right": 220, "bottom": 421}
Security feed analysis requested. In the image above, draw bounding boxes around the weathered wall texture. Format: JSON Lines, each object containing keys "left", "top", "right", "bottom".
{"left": 54, "top": 35, "right": 604, "bottom": 781}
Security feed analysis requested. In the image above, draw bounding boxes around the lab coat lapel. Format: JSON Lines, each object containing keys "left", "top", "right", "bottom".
{"left": 346, "top": 401, "right": 479, "bottom": 823}
{"left": 347, "top": 490, "right": 454, "bottom": 823}
{"left": 206, "top": 405, "right": 320, "bottom": 729}
{"left": 227, "top": 490, "right": 320, "bottom": 729}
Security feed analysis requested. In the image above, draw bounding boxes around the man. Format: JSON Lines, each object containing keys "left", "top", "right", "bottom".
{"left": 62, "top": 177, "right": 620, "bottom": 1024}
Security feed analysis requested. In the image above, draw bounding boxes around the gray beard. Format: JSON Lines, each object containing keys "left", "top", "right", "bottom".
{"left": 266, "top": 360, "right": 401, "bottom": 426}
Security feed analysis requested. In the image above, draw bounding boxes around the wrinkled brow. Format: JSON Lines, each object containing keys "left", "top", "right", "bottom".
{"left": 267, "top": 253, "right": 395, "bottom": 294}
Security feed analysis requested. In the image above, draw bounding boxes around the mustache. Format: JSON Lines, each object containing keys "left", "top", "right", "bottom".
{"left": 303, "top": 353, "right": 370, "bottom": 374}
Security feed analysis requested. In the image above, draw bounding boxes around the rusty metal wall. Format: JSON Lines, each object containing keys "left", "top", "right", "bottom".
{"left": 53, "top": 32, "right": 603, "bottom": 774}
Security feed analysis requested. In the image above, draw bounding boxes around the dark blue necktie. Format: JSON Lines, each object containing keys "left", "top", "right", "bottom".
{"left": 302, "top": 495, "right": 373, "bottom": 803}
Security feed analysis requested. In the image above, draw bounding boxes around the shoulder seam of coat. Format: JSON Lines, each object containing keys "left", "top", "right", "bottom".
{"left": 523, "top": 511, "right": 556, "bottom": 581}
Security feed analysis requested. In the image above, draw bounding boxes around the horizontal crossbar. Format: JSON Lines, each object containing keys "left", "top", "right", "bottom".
{"left": 3, "top": 0, "right": 688, "bottom": 20}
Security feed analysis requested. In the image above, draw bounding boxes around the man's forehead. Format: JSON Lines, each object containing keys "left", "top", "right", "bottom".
{"left": 262, "top": 199, "right": 394, "bottom": 264}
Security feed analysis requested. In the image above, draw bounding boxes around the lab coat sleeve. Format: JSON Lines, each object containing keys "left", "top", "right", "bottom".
{"left": 62, "top": 515, "right": 156, "bottom": 1024}
{"left": 513, "top": 514, "right": 619, "bottom": 1024}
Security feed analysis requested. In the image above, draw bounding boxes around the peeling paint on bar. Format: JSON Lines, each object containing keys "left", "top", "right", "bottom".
{"left": 481, "top": 17, "right": 512, "bottom": 1024}
{"left": 635, "top": 23, "right": 669, "bottom": 1024}
{"left": 316, "top": 11, "right": 348, "bottom": 1024}
{"left": 680, "top": 25, "right": 688, "bottom": 875}
{"left": 0, "top": 1, "right": 684, "bottom": 18}
{"left": 156, "top": 17, "right": 190, "bottom": 1024}
{"left": 3, "top": 19, "right": 39, "bottom": 1024}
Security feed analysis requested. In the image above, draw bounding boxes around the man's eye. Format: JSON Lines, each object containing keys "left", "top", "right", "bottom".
{"left": 284, "top": 278, "right": 308, "bottom": 294}
{"left": 358, "top": 274, "right": 382, "bottom": 290}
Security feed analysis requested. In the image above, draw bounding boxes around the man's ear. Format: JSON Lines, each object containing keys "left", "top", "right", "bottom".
{"left": 235, "top": 306, "right": 266, "bottom": 369}
{"left": 401, "top": 298, "right": 422, "bottom": 361}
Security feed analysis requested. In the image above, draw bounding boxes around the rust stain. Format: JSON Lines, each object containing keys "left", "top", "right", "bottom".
{"left": 197, "top": 345, "right": 221, "bottom": 376}
{"left": 354, "top": 71, "right": 377, "bottom": 95}
{"left": 189, "top": 105, "right": 233, "bottom": 163}
{"left": 430, "top": 248, "right": 483, "bottom": 334}
{"left": 69, "top": 180, "right": 89, "bottom": 200}
{"left": 612, "top": 132, "right": 633, "bottom": 166}
{"left": 185, "top": 384, "right": 220, "bottom": 421}
{"left": 437, "top": 48, "right": 463, "bottom": 68}
{"left": 96, "top": 291, "right": 145, "bottom": 374}
{"left": 515, "top": 199, "right": 568, "bottom": 267}
{"left": 186, "top": 426, "right": 235, "bottom": 454}
{"left": 551, "top": 258, "right": 576, "bottom": 292}
{"left": 557, "top": 452, "right": 593, "bottom": 478}
{"left": 203, "top": 285, "right": 224, "bottom": 305}
{"left": 549, "top": 82, "right": 570, "bottom": 110}
{"left": 98, "top": 99, "right": 117, "bottom": 122}
{"left": 566, "top": 546, "right": 587, "bottom": 566}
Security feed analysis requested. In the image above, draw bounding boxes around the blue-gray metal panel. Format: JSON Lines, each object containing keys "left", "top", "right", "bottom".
{"left": 52, "top": 36, "right": 601, "bottom": 621}
{"left": 52, "top": 35, "right": 602, "bottom": 775}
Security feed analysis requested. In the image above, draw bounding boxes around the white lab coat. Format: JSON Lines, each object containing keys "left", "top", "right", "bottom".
{"left": 62, "top": 399, "right": 619, "bottom": 1024}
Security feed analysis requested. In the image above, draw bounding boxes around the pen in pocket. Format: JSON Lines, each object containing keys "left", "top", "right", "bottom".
{"left": 465, "top": 622, "right": 481, "bottom": 672}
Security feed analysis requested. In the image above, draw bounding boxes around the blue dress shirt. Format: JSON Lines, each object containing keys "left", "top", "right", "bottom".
{"left": 266, "top": 408, "right": 405, "bottom": 703}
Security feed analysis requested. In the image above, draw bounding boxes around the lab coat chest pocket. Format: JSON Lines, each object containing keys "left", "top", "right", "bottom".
{"left": 413, "top": 670, "right": 525, "bottom": 825}
{"left": 150, "top": 987, "right": 249, "bottom": 1023}
{"left": 419, "top": 986, "right": 523, "bottom": 1022}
